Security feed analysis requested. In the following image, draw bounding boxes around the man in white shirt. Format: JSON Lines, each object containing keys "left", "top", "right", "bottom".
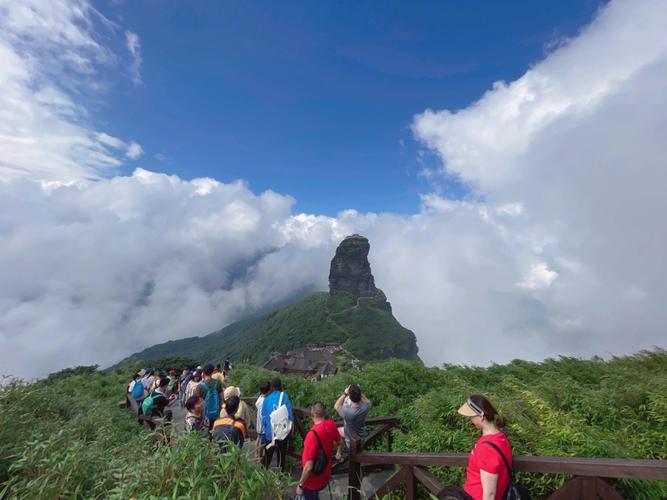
{"left": 255, "top": 380, "right": 271, "bottom": 460}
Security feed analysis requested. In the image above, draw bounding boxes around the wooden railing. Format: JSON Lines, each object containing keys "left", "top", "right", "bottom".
{"left": 348, "top": 441, "right": 667, "bottom": 500}
{"left": 240, "top": 397, "right": 407, "bottom": 462}
{"left": 126, "top": 394, "right": 666, "bottom": 499}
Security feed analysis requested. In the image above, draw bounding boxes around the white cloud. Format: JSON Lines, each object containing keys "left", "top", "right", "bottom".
{"left": 126, "top": 141, "right": 143, "bottom": 159}
{"left": 0, "top": 0, "right": 143, "bottom": 184}
{"left": 125, "top": 30, "right": 142, "bottom": 85}
{"left": 412, "top": 0, "right": 667, "bottom": 192}
{"left": 2, "top": 0, "right": 667, "bottom": 379}
{"left": 517, "top": 263, "right": 558, "bottom": 290}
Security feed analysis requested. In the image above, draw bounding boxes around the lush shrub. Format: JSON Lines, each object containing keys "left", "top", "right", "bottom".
{"left": 232, "top": 350, "right": 667, "bottom": 499}
{"left": 2, "top": 350, "right": 666, "bottom": 499}
{"left": 0, "top": 370, "right": 289, "bottom": 499}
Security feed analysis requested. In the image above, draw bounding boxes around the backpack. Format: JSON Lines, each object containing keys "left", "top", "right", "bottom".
{"left": 131, "top": 380, "right": 145, "bottom": 400}
{"left": 141, "top": 391, "right": 165, "bottom": 416}
{"left": 200, "top": 380, "right": 220, "bottom": 422}
{"left": 309, "top": 429, "right": 328, "bottom": 475}
{"left": 213, "top": 417, "right": 245, "bottom": 452}
{"left": 483, "top": 441, "right": 529, "bottom": 500}
{"left": 267, "top": 391, "right": 292, "bottom": 448}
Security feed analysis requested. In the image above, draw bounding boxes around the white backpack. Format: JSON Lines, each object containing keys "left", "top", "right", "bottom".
{"left": 267, "top": 392, "right": 292, "bottom": 448}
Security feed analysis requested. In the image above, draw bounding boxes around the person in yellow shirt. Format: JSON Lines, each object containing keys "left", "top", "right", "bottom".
{"left": 222, "top": 386, "right": 254, "bottom": 425}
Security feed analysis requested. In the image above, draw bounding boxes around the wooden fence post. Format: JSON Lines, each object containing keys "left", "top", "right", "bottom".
{"left": 405, "top": 465, "right": 416, "bottom": 500}
{"left": 348, "top": 438, "right": 362, "bottom": 500}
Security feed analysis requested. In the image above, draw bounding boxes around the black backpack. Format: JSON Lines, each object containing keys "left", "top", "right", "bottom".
{"left": 213, "top": 417, "right": 243, "bottom": 452}
{"left": 309, "top": 429, "right": 328, "bottom": 475}
{"left": 483, "top": 441, "right": 530, "bottom": 500}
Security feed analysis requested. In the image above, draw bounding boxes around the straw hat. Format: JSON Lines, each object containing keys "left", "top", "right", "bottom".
{"left": 224, "top": 386, "right": 241, "bottom": 399}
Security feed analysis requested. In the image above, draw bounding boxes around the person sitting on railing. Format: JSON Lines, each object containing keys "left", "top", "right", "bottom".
{"left": 439, "top": 395, "right": 512, "bottom": 500}
{"left": 212, "top": 395, "right": 247, "bottom": 452}
{"left": 334, "top": 384, "right": 372, "bottom": 462}
{"left": 295, "top": 402, "right": 341, "bottom": 500}
{"left": 142, "top": 376, "right": 178, "bottom": 422}
{"left": 184, "top": 395, "right": 210, "bottom": 439}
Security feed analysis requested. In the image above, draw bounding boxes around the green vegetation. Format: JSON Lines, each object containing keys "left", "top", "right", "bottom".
{"left": 114, "top": 291, "right": 420, "bottom": 368}
{"left": 0, "top": 367, "right": 288, "bottom": 499}
{"left": 2, "top": 350, "right": 665, "bottom": 499}
{"left": 230, "top": 349, "right": 667, "bottom": 499}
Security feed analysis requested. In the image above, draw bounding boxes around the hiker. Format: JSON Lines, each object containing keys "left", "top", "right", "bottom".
{"left": 334, "top": 384, "right": 372, "bottom": 461}
{"left": 212, "top": 364, "right": 226, "bottom": 386}
{"left": 184, "top": 395, "right": 210, "bottom": 438}
{"left": 142, "top": 376, "right": 177, "bottom": 422}
{"left": 222, "top": 386, "right": 253, "bottom": 424}
{"left": 223, "top": 358, "right": 232, "bottom": 376}
{"left": 184, "top": 369, "right": 202, "bottom": 403}
{"left": 178, "top": 368, "right": 193, "bottom": 406}
{"left": 141, "top": 369, "right": 155, "bottom": 394}
{"left": 296, "top": 401, "right": 341, "bottom": 500}
{"left": 167, "top": 370, "right": 178, "bottom": 396}
{"left": 212, "top": 395, "right": 247, "bottom": 452}
{"left": 438, "top": 395, "right": 513, "bottom": 500}
{"left": 260, "top": 377, "right": 293, "bottom": 471}
{"left": 128, "top": 370, "right": 146, "bottom": 403}
{"left": 255, "top": 380, "right": 271, "bottom": 460}
{"left": 197, "top": 363, "right": 224, "bottom": 428}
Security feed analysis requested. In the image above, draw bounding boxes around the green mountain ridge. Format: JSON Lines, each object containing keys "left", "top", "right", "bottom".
{"left": 114, "top": 290, "right": 420, "bottom": 368}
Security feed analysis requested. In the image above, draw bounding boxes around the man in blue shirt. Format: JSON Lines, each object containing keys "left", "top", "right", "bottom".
{"left": 260, "top": 377, "right": 293, "bottom": 471}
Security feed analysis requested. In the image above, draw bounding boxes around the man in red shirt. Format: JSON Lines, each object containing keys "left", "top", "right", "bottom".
{"left": 296, "top": 401, "right": 341, "bottom": 499}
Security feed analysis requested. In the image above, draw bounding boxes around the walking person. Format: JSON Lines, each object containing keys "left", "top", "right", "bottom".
{"left": 438, "top": 395, "right": 513, "bottom": 500}
{"left": 197, "top": 364, "right": 223, "bottom": 428}
{"left": 261, "top": 378, "right": 293, "bottom": 471}
{"left": 212, "top": 395, "right": 248, "bottom": 452}
{"left": 128, "top": 370, "right": 146, "bottom": 405}
{"left": 178, "top": 367, "right": 192, "bottom": 406}
{"left": 255, "top": 380, "right": 271, "bottom": 461}
{"left": 184, "top": 395, "right": 210, "bottom": 439}
{"left": 295, "top": 402, "right": 341, "bottom": 500}
{"left": 184, "top": 369, "right": 202, "bottom": 403}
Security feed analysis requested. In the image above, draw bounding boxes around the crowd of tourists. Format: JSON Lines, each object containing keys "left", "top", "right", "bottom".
{"left": 127, "top": 361, "right": 513, "bottom": 500}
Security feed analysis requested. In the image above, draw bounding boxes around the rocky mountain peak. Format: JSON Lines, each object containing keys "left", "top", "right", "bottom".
{"left": 328, "top": 234, "right": 378, "bottom": 297}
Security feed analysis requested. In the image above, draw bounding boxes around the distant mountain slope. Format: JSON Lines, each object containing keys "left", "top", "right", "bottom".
{"left": 113, "top": 235, "right": 421, "bottom": 368}
{"left": 113, "top": 290, "right": 420, "bottom": 367}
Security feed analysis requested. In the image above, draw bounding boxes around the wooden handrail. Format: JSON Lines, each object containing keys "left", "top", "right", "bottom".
{"left": 353, "top": 451, "right": 667, "bottom": 481}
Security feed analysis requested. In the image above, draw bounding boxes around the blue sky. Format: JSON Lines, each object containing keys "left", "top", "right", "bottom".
{"left": 98, "top": 0, "right": 604, "bottom": 215}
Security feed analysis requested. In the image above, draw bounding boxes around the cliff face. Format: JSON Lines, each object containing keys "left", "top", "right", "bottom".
{"left": 115, "top": 234, "right": 420, "bottom": 368}
{"left": 328, "top": 234, "right": 378, "bottom": 297}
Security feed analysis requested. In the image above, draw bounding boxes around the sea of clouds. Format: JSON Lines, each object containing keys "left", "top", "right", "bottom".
{"left": 1, "top": 0, "right": 666, "bottom": 379}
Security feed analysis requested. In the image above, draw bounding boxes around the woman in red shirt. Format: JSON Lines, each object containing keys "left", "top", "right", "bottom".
{"left": 451, "top": 394, "right": 512, "bottom": 500}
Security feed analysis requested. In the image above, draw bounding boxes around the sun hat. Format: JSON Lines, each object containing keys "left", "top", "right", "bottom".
{"left": 224, "top": 386, "right": 241, "bottom": 399}
{"left": 457, "top": 397, "right": 484, "bottom": 417}
{"left": 137, "top": 369, "right": 146, "bottom": 377}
